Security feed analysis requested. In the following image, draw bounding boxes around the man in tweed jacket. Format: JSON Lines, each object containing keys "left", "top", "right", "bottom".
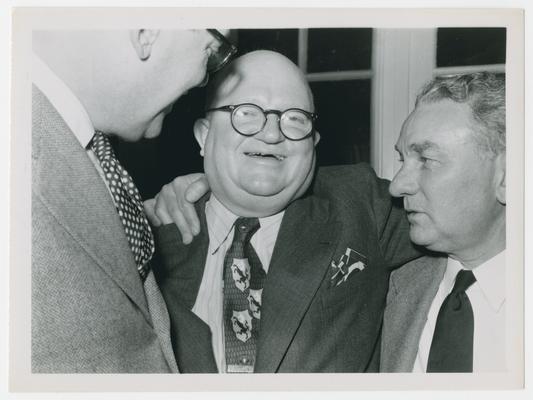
{"left": 32, "top": 29, "right": 232, "bottom": 372}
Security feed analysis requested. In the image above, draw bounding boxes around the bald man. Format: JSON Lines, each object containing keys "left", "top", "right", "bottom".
{"left": 151, "top": 51, "right": 419, "bottom": 373}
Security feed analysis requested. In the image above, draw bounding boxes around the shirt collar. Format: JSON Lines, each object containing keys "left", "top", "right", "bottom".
{"left": 257, "top": 209, "right": 285, "bottom": 237}
{"left": 471, "top": 250, "right": 506, "bottom": 312}
{"left": 32, "top": 53, "right": 95, "bottom": 148}
{"left": 446, "top": 250, "right": 506, "bottom": 312}
{"left": 205, "top": 195, "right": 238, "bottom": 254}
{"left": 205, "top": 194, "right": 285, "bottom": 254}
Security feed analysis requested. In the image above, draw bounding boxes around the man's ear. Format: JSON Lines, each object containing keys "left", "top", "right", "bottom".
{"left": 313, "top": 130, "right": 321, "bottom": 146}
{"left": 193, "top": 118, "right": 210, "bottom": 157}
{"left": 494, "top": 152, "right": 506, "bottom": 205}
{"left": 129, "top": 29, "right": 160, "bottom": 61}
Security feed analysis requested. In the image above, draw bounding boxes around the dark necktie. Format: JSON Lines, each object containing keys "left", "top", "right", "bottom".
{"left": 223, "top": 217, "right": 266, "bottom": 373}
{"left": 89, "top": 131, "right": 154, "bottom": 281}
{"left": 427, "top": 269, "right": 477, "bottom": 372}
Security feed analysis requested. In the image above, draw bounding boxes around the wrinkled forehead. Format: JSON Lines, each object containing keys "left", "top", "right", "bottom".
{"left": 209, "top": 58, "right": 314, "bottom": 110}
{"left": 397, "top": 100, "right": 476, "bottom": 151}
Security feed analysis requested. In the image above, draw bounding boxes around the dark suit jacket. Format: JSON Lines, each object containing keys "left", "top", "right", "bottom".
{"left": 380, "top": 255, "right": 447, "bottom": 372}
{"left": 32, "top": 85, "right": 177, "bottom": 372}
{"left": 154, "top": 164, "right": 419, "bottom": 373}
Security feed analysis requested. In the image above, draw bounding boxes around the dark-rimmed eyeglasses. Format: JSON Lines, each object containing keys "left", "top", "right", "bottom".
{"left": 206, "top": 103, "right": 318, "bottom": 141}
{"left": 206, "top": 29, "right": 238, "bottom": 74}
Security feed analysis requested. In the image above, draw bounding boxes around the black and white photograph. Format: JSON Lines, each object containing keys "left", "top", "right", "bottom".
{"left": 6, "top": 5, "right": 526, "bottom": 394}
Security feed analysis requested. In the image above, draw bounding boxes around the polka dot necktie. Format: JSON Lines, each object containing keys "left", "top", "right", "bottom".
{"left": 223, "top": 217, "right": 266, "bottom": 373}
{"left": 427, "top": 269, "right": 477, "bottom": 372}
{"left": 89, "top": 131, "right": 154, "bottom": 281}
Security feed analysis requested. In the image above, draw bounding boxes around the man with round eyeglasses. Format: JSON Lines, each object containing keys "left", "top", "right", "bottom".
{"left": 206, "top": 103, "right": 317, "bottom": 141}
{"left": 32, "top": 28, "right": 236, "bottom": 373}
{"left": 148, "top": 50, "right": 418, "bottom": 373}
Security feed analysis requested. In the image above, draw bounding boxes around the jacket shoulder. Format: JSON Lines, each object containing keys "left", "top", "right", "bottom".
{"left": 389, "top": 254, "right": 446, "bottom": 297}
{"left": 312, "top": 163, "right": 391, "bottom": 205}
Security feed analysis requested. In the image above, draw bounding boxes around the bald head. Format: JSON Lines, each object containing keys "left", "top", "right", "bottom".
{"left": 206, "top": 50, "right": 314, "bottom": 112}
{"left": 194, "top": 50, "right": 320, "bottom": 217}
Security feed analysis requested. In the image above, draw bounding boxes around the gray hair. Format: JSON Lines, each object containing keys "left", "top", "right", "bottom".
{"left": 415, "top": 72, "right": 505, "bottom": 157}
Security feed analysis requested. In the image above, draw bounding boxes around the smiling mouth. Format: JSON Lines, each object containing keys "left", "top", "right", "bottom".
{"left": 244, "top": 152, "right": 286, "bottom": 161}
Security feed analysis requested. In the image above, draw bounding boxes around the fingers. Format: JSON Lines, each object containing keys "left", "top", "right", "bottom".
{"left": 143, "top": 198, "right": 161, "bottom": 227}
{"left": 182, "top": 175, "right": 209, "bottom": 235}
{"left": 164, "top": 194, "right": 194, "bottom": 244}
{"left": 153, "top": 191, "right": 174, "bottom": 226}
{"left": 149, "top": 173, "right": 209, "bottom": 244}
{"left": 184, "top": 175, "right": 210, "bottom": 203}
{"left": 152, "top": 175, "right": 207, "bottom": 244}
{"left": 153, "top": 189, "right": 194, "bottom": 244}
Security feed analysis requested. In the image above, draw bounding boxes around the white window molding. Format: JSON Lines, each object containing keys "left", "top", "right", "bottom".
{"left": 371, "top": 29, "right": 436, "bottom": 180}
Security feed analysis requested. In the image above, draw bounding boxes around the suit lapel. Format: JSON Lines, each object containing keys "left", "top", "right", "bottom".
{"left": 381, "top": 256, "right": 447, "bottom": 372}
{"left": 32, "top": 87, "right": 151, "bottom": 323}
{"left": 255, "top": 194, "right": 339, "bottom": 372}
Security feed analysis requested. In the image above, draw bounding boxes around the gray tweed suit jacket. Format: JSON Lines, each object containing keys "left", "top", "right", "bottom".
{"left": 31, "top": 85, "right": 178, "bottom": 373}
{"left": 380, "top": 255, "right": 447, "bottom": 372}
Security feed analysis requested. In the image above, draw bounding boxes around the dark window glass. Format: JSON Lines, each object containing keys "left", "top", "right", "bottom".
{"left": 437, "top": 28, "right": 506, "bottom": 67}
{"left": 236, "top": 29, "right": 299, "bottom": 64}
{"left": 307, "top": 28, "right": 372, "bottom": 72}
{"left": 311, "top": 79, "right": 371, "bottom": 166}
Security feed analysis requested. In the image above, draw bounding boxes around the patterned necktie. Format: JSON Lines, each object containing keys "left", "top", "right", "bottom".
{"left": 223, "top": 217, "right": 266, "bottom": 373}
{"left": 427, "top": 269, "right": 477, "bottom": 372}
{"left": 89, "top": 131, "right": 154, "bottom": 281}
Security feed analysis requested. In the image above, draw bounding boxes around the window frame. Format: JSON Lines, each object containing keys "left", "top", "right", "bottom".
{"left": 371, "top": 28, "right": 506, "bottom": 180}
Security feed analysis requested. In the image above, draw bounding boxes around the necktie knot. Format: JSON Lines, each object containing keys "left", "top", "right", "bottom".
{"left": 451, "top": 269, "right": 476, "bottom": 295}
{"left": 90, "top": 131, "right": 115, "bottom": 162}
{"left": 233, "top": 217, "right": 260, "bottom": 244}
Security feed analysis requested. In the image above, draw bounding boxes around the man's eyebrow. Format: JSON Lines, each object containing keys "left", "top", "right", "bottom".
{"left": 409, "top": 141, "right": 441, "bottom": 153}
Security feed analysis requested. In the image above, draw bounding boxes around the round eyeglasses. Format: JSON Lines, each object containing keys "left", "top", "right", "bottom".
{"left": 206, "top": 103, "right": 318, "bottom": 141}
{"left": 206, "top": 29, "right": 238, "bottom": 74}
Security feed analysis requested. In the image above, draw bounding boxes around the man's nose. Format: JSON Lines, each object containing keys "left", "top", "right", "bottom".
{"left": 389, "top": 165, "right": 418, "bottom": 198}
{"left": 255, "top": 115, "right": 285, "bottom": 144}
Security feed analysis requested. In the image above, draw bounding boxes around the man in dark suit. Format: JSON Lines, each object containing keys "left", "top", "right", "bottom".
{"left": 380, "top": 73, "right": 506, "bottom": 372}
{"left": 32, "top": 29, "right": 236, "bottom": 372}
{"left": 149, "top": 50, "right": 419, "bottom": 373}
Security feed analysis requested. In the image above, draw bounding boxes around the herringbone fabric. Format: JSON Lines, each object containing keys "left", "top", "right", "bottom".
{"left": 31, "top": 85, "right": 176, "bottom": 372}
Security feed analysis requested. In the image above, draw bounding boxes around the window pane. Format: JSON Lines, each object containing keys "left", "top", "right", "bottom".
{"left": 307, "top": 28, "right": 372, "bottom": 72}
{"left": 310, "top": 80, "right": 371, "bottom": 166}
{"left": 437, "top": 28, "right": 506, "bottom": 67}
{"left": 236, "top": 29, "right": 299, "bottom": 65}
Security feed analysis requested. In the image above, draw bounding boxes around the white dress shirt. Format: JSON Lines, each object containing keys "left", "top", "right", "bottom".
{"left": 191, "top": 195, "right": 284, "bottom": 372}
{"left": 413, "top": 251, "right": 506, "bottom": 372}
{"left": 32, "top": 53, "right": 112, "bottom": 197}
